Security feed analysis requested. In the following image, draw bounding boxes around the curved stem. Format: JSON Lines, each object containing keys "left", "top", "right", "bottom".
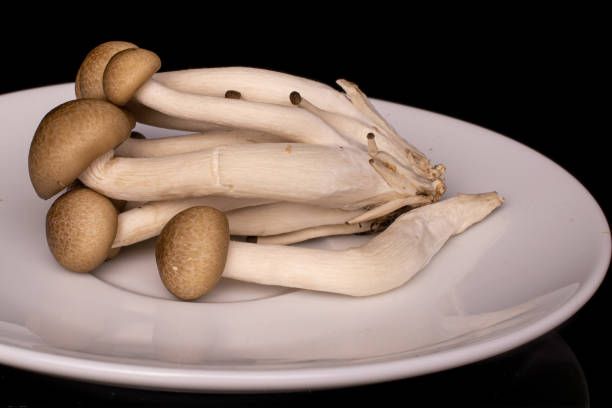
{"left": 124, "top": 100, "right": 225, "bottom": 132}
{"left": 113, "top": 196, "right": 272, "bottom": 247}
{"left": 114, "top": 200, "right": 364, "bottom": 248}
{"left": 133, "top": 80, "right": 353, "bottom": 147}
{"left": 153, "top": 67, "right": 372, "bottom": 123}
{"left": 222, "top": 193, "right": 503, "bottom": 296}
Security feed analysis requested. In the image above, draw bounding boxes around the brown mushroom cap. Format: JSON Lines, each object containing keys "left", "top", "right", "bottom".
{"left": 28, "top": 98, "right": 135, "bottom": 199}
{"left": 75, "top": 41, "right": 138, "bottom": 99}
{"left": 103, "top": 48, "right": 161, "bottom": 106}
{"left": 46, "top": 188, "right": 118, "bottom": 273}
{"left": 156, "top": 206, "right": 230, "bottom": 300}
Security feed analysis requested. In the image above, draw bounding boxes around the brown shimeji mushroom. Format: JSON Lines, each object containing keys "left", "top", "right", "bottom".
{"left": 28, "top": 96, "right": 438, "bottom": 214}
{"left": 115, "top": 199, "right": 372, "bottom": 248}
{"left": 27, "top": 98, "right": 400, "bottom": 269}
{"left": 47, "top": 189, "right": 502, "bottom": 296}
{"left": 46, "top": 188, "right": 118, "bottom": 273}
{"left": 154, "top": 192, "right": 503, "bottom": 299}
{"left": 28, "top": 98, "right": 135, "bottom": 199}
{"left": 156, "top": 206, "right": 230, "bottom": 300}
{"left": 32, "top": 41, "right": 505, "bottom": 300}
{"left": 69, "top": 42, "right": 445, "bottom": 220}
{"left": 44, "top": 187, "right": 375, "bottom": 273}
{"left": 75, "top": 41, "right": 137, "bottom": 100}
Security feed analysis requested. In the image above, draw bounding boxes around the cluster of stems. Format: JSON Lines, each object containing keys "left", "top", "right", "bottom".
{"left": 30, "top": 42, "right": 502, "bottom": 297}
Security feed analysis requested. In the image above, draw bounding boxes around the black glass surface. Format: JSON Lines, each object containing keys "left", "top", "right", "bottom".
{"left": 0, "top": 12, "right": 608, "bottom": 407}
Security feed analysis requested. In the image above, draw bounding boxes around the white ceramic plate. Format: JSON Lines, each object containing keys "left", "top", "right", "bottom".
{"left": 0, "top": 84, "right": 609, "bottom": 392}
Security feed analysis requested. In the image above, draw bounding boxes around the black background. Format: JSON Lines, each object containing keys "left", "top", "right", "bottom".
{"left": 1, "top": 8, "right": 608, "bottom": 407}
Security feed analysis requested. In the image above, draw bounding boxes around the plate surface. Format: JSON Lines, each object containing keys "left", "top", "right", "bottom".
{"left": 0, "top": 84, "right": 609, "bottom": 392}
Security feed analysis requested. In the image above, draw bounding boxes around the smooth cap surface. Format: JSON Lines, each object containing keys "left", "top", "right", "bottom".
{"left": 103, "top": 48, "right": 161, "bottom": 106}
{"left": 156, "top": 206, "right": 230, "bottom": 300}
{"left": 46, "top": 188, "right": 118, "bottom": 273}
{"left": 29, "top": 98, "right": 135, "bottom": 199}
{"left": 75, "top": 41, "right": 138, "bottom": 99}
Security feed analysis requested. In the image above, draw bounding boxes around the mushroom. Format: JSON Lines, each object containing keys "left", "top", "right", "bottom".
{"left": 44, "top": 189, "right": 502, "bottom": 296}
{"left": 151, "top": 68, "right": 435, "bottom": 173}
{"left": 156, "top": 206, "right": 230, "bottom": 300}
{"left": 77, "top": 42, "right": 369, "bottom": 132}
{"left": 28, "top": 98, "right": 134, "bottom": 199}
{"left": 222, "top": 192, "right": 504, "bottom": 296}
{"left": 46, "top": 188, "right": 118, "bottom": 273}
{"left": 29, "top": 92, "right": 441, "bottom": 216}
{"left": 76, "top": 41, "right": 443, "bottom": 179}
{"left": 125, "top": 64, "right": 352, "bottom": 147}
{"left": 27, "top": 98, "right": 437, "bottom": 215}
{"left": 148, "top": 67, "right": 440, "bottom": 177}
{"left": 75, "top": 41, "right": 137, "bottom": 99}
{"left": 129, "top": 74, "right": 434, "bottom": 172}
{"left": 28, "top": 101, "right": 437, "bottom": 249}
{"left": 78, "top": 45, "right": 348, "bottom": 147}
{"left": 155, "top": 192, "right": 503, "bottom": 299}
{"left": 45, "top": 188, "right": 382, "bottom": 273}
{"left": 40, "top": 41, "right": 444, "bottom": 225}
{"left": 26, "top": 99, "right": 283, "bottom": 199}
{"left": 102, "top": 47, "right": 161, "bottom": 106}
{"left": 31, "top": 41, "right": 447, "bottom": 257}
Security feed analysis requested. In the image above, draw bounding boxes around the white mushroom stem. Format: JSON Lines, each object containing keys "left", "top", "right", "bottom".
{"left": 131, "top": 73, "right": 442, "bottom": 179}
{"left": 133, "top": 80, "right": 353, "bottom": 147}
{"left": 79, "top": 143, "right": 408, "bottom": 207}
{"left": 130, "top": 80, "right": 440, "bottom": 181}
{"left": 152, "top": 67, "right": 371, "bottom": 123}
{"left": 122, "top": 88, "right": 252, "bottom": 133}
{"left": 114, "top": 200, "right": 366, "bottom": 248}
{"left": 254, "top": 222, "right": 373, "bottom": 245}
{"left": 113, "top": 196, "right": 273, "bottom": 248}
{"left": 123, "top": 100, "right": 229, "bottom": 132}
{"left": 225, "top": 202, "right": 365, "bottom": 236}
{"left": 222, "top": 192, "right": 504, "bottom": 296}
{"left": 115, "top": 129, "right": 288, "bottom": 158}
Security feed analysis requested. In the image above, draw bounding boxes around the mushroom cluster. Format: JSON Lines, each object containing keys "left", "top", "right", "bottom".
{"left": 28, "top": 41, "right": 503, "bottom": 300}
